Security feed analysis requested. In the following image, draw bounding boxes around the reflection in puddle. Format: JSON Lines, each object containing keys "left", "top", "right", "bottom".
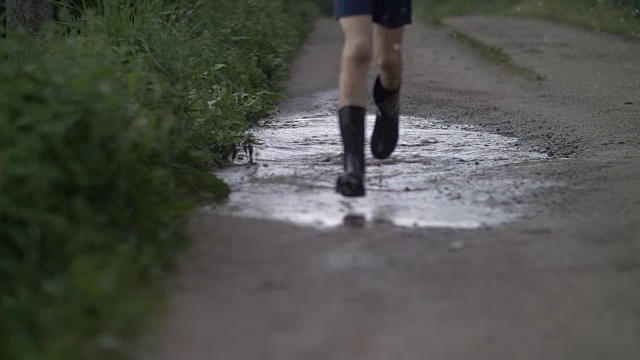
{"left": 207, "top": 115, "right": 549, "bottom": 229}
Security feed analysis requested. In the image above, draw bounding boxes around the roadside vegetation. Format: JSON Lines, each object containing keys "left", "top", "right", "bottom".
{"left": 416, "top": 0, "right": 640, "bottom": 38}
{"left": 0, "top": 0, "right": 315, "bottom": 359}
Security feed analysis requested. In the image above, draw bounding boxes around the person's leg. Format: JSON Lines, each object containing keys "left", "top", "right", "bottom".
{"left": 373, "top": 25, "right": 404, "bottom": 91}
{"left": 335, "top": 12, "right": 373, "bottom": 197}
{"left": 338, "top": 16, "right": 373, "bottom": 108}
{"left": 370, "top": 25, "right": 404, "bottom": 159}
{"left": 370, "top": 0, "right": 411, "bottom": 159}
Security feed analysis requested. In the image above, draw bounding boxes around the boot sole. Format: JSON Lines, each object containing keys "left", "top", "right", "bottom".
{"left": 336, "top": 174, "right": 366, "bottom": 197}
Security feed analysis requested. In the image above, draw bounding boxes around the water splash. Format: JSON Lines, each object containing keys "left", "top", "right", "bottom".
{"left": 207, "top": 115, "right": 549, "bottom": 229}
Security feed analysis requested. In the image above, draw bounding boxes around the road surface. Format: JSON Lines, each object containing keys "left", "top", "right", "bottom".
{"left": 139, "top": 16, "right": 640, "bottom": 360}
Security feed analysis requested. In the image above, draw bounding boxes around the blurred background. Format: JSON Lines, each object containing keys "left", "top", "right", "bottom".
{"left": 313, "top": 0, "right": 640, "bottom": 25}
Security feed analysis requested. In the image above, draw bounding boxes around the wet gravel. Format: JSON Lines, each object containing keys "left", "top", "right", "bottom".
{"left": 212, "top": 114, "right": 552, "bottom": 228}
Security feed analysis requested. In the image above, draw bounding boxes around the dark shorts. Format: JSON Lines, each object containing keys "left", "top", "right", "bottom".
{"left": 335, "top": 0, "right": 412, "bottom": 29}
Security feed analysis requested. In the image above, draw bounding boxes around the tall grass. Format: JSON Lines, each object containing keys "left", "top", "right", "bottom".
{"left": 0, "top": 0, "right": 315, "bottom": 359}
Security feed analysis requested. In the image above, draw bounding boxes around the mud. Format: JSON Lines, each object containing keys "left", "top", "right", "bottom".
{"left": 140, "top": 17, "right": 640, "bottom": 360}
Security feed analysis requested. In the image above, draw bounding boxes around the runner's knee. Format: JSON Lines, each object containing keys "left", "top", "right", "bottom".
{"left": 377, "top": 56, "right": 402, "bottom": 77}
{"left": 343, "top": 40, "right": 372, "bottom": 68}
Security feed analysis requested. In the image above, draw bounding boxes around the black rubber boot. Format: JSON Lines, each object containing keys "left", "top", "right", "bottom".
{"left": 371, "top": 76, "right": 400, "bottom": 160}
{"left": 336, "top": 106, "right": 366, "bottom": 197}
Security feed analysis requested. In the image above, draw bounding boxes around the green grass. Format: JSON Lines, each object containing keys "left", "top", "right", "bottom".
{"left": 415, "top": 0, "right": 640, "bottom": 38}
{"left": 415, "top": 0, "right": 520, "bottom": 24}
{"left": 0, "top": 0, "right": 316, "bottom": 359}
{"left": 450, "top": 30, "right": 546, "bottom": 81}
{"left": 508, "top": 0, "right": 640, "bottom": 38}
{"left": 416, "top": 0, "right": 638, "bottom": 80}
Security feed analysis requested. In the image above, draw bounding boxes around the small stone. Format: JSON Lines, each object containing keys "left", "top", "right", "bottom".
{"left": 450, "top": 241, "right": 464, "bottom": 252}
{"left": 547, "top": 151, "right": 555, "bottom": 157}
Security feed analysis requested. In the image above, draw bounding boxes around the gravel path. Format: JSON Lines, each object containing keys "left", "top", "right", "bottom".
{"left": 139, "top": 17, "right": 640, "bottom": 360}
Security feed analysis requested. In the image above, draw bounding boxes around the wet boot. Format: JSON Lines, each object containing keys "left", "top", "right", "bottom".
{"left": 336, "top": 106, "right": 366, "bottom": 197}
{"left": 371, "top": 76, "right": 400, "bottom": 160}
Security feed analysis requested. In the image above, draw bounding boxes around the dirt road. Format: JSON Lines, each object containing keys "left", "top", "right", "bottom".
{"left": 140, "top": 17, "right": 640, "bottom": 359}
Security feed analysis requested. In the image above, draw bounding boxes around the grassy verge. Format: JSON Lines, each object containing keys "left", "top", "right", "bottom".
{"left": 507, "top": 1, "right": 640, "bottom": 38}
{"left": 415, "top": 0, "right": 640, "bottom": 38}
{"left": 0, "top": 0, "right": 316, "bottom": 359}
{"left": 450, "top": 30, "right": 545, "bottom": 81}
{"left": 416, "top": 0, "right": 519, "bottom": 24}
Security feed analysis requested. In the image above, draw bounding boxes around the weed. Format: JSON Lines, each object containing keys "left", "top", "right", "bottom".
{"left": 0, "top": 0, "right": 316, "bottom": 359}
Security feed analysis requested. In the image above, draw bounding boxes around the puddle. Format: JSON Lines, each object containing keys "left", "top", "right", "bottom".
{"left": 207, "top": 114, "right": 549, "bottom": 229}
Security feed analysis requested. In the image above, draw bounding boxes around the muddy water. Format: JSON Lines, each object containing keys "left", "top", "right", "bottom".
{"left": 208, "top": 114, "right": 550, "bottom": 229}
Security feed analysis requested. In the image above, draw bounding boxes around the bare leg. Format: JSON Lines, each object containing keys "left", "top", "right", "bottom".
{"left": 336, "top": 15, "right": 372, "bottom": 197}
{"left": 370, "top": 25, "right": 405, "bottom": 160}
{"left": 338, "top": 15, "right": 373, "bottom": 108}
{"left": 373, "top": 24, "right": 405, "bottom": 90}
